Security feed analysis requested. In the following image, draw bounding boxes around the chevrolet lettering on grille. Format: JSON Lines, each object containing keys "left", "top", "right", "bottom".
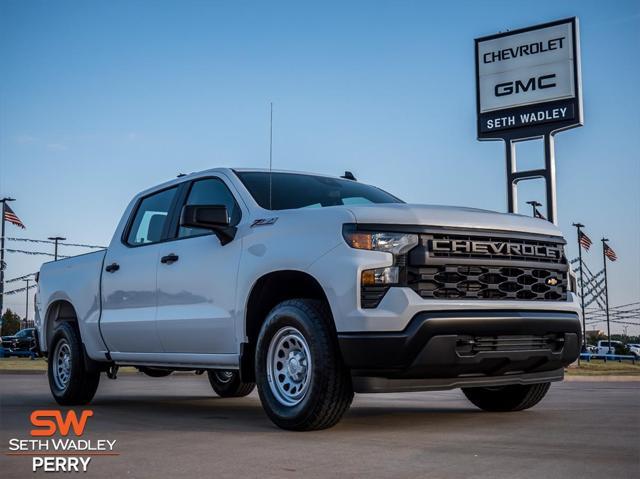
{"left": 430, "top": 239, "right": 562, "bottom": 260}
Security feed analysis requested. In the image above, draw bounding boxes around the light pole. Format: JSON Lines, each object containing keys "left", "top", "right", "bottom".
{"left": 0, "top": 197, "right": 16, "bottom": 317}
{"left": 48, "top": 237, "right": 66, "bottom": 261}
{"left": 526, "top": 200, "right": 542, "bottom": 218}
{"left": 23, "top": 277, "right": 31, "bottom": 327}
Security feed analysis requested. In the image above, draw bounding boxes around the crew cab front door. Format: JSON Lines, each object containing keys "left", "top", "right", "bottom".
{"left": 156, "top": 177, "right": 243, "bottom": 354}
{"left": 100, "top": 186, "right": 178, "bottom": 354}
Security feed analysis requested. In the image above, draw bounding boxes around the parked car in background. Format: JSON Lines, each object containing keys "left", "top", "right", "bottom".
{"left": 595, "top": 339, "right": 623, "bottom": 355}
{"left": 627, "top": 343, "right": 640, "bottom": 358}
{"left": 1, "top": 328, "right": 37, "bottom": 356}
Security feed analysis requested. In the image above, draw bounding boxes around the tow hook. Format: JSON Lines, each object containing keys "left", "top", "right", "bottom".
{"left": 106, "top": 365, "right": 119, "bottom": 380}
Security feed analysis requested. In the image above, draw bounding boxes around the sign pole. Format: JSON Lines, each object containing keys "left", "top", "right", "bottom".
{"left": 505, "top": 139, "right": 517, "bottom": 213}
{"left": 543, "top": 133, "right": 557, "bottom": 224}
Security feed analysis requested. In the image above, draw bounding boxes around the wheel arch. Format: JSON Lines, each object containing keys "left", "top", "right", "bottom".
{"left": 240, "top": 270, "right": 334, "bottom": 382}
{"left": 43, "top": 299, "right": 79, "bottom": 352}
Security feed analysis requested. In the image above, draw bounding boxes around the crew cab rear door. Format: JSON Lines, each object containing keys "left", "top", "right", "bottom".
{"left": 100, "top": 186, "right": 179, "bottom": 354}
{"left": 155, "top": 176, "right": 243, "bottom": 354}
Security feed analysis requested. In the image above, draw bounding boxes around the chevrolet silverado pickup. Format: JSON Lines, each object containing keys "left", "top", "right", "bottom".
{"left": 35, "top": 168, "right": 581, "bottom": 430}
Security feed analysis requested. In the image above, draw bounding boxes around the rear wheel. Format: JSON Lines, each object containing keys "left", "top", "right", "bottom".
{"left": 255, "top": 299, "right": 353, "bottom": 431}
{"left": 47, "top": 322, "right": 100, "bottom": 405}
{"left": 462, "top": 382, "right": 551, "bottom": 412}
{"left": 207, "top": 370, "right": 255, "bottom": 397}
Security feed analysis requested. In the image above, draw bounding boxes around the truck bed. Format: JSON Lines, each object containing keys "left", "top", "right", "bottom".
{"left": 36, "top": 249, "right": 108, "bottom": 358}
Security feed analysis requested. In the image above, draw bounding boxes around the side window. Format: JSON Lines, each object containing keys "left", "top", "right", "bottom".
{"left": 178, "top": 178, "right": 241, "bottom": 239}
{"left": 126, "top": 187, "right": 178, "bottom": 246}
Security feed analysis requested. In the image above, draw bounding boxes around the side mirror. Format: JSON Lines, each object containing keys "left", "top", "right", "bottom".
{"left": 180, "top": 205, "right": 236, "bottom": 245}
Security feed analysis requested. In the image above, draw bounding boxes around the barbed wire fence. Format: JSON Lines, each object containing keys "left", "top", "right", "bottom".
{"left": 0, "top": 237, "right": 105, "bottom": 300}
{"left": 571, "top": 257, "right": 640, "bottom": 333}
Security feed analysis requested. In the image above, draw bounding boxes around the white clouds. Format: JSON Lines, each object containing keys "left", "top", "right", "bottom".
{"left": 46, "top": 143, "right": 68, "bottom": 152}
{"left": 15, "top": 134, "right": 37, "bottom": 144}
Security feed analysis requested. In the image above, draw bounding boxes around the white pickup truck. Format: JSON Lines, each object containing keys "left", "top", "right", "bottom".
{"left": 35, "top": 168, "right": 582, "bottom": 430}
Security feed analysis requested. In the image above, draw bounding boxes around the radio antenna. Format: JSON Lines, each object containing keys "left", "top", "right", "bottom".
{"left": 269, "top": 102, "right": 273, "bottom": 210}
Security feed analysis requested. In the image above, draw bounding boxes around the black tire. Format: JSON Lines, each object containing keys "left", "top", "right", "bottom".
{"left": 47, "top": 322, "right": 100, "bottom": 406}
{"left": 255, "top": 299, "right": 353, "bottom": 431}
{"left": 207, "top": 370, "right": 255, "bottom": 397}
{"left": 462, "top": 382, "right": 551, "bottom": 412}
{"left": 138, "top": 367, "right": 173, "bottom": 378}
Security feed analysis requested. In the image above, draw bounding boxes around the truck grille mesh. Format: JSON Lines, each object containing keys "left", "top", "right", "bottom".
{"left": 407, "top": 264, "right": 567, "bottom": 301}
{"left": 455, "top": 334, "right": 565, "bottom": 355}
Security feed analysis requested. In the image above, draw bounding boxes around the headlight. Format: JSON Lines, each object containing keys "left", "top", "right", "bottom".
{"left": 343, "top": 225, "right": 419, "bottom": 307}
{"left": 361, "top": 266, "right": 399, "bottom": 286}
{"left": 342, "top": 226, "right": 418, "bottom": 256}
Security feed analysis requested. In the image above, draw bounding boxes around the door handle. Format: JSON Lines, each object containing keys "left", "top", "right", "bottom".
{"left": 160, "top": 254, "right": 179, "bottom": 264}
{"left": 105, "top": 262, "right": 120, "bottom": 273}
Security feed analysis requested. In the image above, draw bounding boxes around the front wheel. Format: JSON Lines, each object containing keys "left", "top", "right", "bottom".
{"left": 207, "top": 370, "right": 255, "bottom": 397}
{"left": 47, "top": 322, "right": 100, "bottom": 405}
{"left": 462, "top": 382, "right": 551, "bottom": 412}
{"left": 255, "top": 299, "right": 353, "bottom": 431}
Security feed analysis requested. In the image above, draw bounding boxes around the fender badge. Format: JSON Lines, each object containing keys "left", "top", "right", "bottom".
{"left": 251, "top": 217, "right": 278, "bottom": 227}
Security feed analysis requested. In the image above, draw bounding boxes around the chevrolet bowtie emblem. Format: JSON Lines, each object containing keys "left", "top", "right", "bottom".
{"left": 546, "top": 277, "right": 559, "bottom": 286}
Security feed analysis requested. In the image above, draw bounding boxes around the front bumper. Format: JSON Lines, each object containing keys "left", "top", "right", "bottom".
{"left": 338, "top": 310, "right": 581, "bottom": 391}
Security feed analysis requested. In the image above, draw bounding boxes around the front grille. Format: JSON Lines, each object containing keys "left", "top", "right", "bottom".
{"left": 359, "top": 229, "right": 569, "bottom": 308}
{"left": 455, "top": 334, "right": 565, "bottom": 356}
{"left": 407, "top": 264, "right": 567, "bottom": 301}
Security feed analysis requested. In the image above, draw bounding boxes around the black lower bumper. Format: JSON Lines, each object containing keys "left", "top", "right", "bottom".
{"left": 338, "top": 310, "right": 581, "bottom": 380}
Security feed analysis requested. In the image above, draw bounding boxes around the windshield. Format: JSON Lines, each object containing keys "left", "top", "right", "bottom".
{"left": 235, "top": 172, "right": 403, "bottom": 211}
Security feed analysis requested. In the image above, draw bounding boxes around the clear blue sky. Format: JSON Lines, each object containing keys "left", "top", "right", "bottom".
{"left": 1, "top": 0, "right": 638, "bottom": 332}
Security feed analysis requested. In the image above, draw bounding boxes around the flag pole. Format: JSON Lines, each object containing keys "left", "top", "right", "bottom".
{"left": 601, "top": 238, "right": 611, "bottom": 354}
{"left": 0, "top": 200, "right": 5, "bottom": 318}
{"left": 0, "top": 197, "right": 19, "bottom": 319}
{"left": 572, "top": 223, "right": 587, "bottom": 350}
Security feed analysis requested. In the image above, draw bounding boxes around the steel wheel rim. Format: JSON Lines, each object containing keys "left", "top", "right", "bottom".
{"left": 214, "top": 370, "right": 234, "bottom": 384}
{"left": 53, "top": 339, "right": 72, "bottom": 391}
{"left": 266, "top": 326, "right": 312, "bottom": 406}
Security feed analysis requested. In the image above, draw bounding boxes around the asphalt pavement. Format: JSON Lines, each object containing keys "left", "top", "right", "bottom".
{"left": 1, "top": 373, "right": 638, "bottom": 478}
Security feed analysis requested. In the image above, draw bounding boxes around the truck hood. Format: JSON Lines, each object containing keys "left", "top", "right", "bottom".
{"left": 345, "top": 203, "right": 563, "bottom": 237}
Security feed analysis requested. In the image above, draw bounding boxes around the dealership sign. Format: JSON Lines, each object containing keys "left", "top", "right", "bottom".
{"left": 475, "top": 18, "right": 582, "bottom": 139}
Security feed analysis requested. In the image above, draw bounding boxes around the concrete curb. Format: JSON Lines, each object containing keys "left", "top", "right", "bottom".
{"left": 563, "top": 375, "right": 640, "bottom": 382}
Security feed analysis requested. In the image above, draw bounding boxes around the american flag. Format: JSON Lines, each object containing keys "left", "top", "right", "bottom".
{"left": 603, "top": 242, "right": 617, "bottom": 262}
{"left": 3, "top": 203, "right": 25, "bottom": 229}
{"left": 578, "top": 231, "right": 592, "bottom": 251}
